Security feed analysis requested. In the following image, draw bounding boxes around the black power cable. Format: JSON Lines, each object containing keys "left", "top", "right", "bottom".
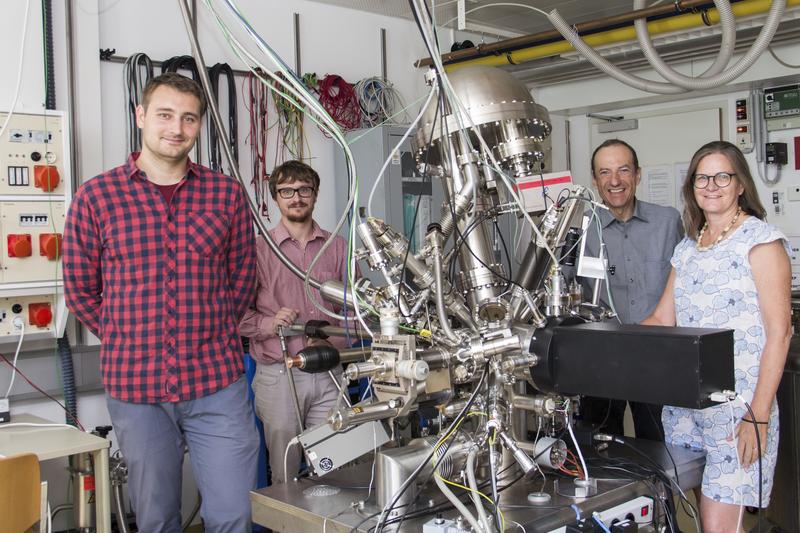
{"left": 742, "top": 400, "right": 764, "bottom": 532}
{"left": 42, "top": 0, "right": 56, "bottom": 109}
{"left": 123, "top": 53, "right": 154, "bottom": 153}
{"left": 207, "top": 63, "right": 238, "bottom": 173}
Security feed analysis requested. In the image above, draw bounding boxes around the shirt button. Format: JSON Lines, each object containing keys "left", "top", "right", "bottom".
{"left": 626, "top": 257, "right": 631, "bottom": 262}
{"left": 624, "top": 234, "right": 628, "bottom": 239}
{"left": 629, "top": 278, "right": 634, "bottom": 283}
{"left": 631, "top": 300, "right": 635, "bottom": 305}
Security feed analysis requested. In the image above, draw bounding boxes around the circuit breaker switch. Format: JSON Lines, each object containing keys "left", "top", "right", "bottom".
{"left": 8, "top": 234, "right": 32, "bottom": 257}
{"left": 33, "top": 165, "right": 60, "bottom": 192}
{"left": 29, "top": 302, "right": 53, "bottom": 328}
{"left": 39, "top": 233, "right": 63, "bottom": 260}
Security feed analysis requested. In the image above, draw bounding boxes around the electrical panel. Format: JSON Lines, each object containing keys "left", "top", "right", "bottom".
{"left": 766, "top": 142, "right": 789, "bottom": 165}
{"left": 0, "top": 110, "right": 71, "bottom": 342}
{"left": 735, "top": 97, "right": 753, "bottom": 152}
{"left": 0, "top": 294, "right": 58, "bottom": 339}
{"left": 765, "top": 85, "right": 800, "bottom": 131}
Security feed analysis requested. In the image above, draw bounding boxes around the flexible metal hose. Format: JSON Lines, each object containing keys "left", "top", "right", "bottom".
{"left": 547, "top": 0, "right": 786, "bottom": 94}
{"left": 466, "top": 447, "right": 494, "bottom": 532}
{"left": 633, "top": 0, "right": 785, "bottom": 90}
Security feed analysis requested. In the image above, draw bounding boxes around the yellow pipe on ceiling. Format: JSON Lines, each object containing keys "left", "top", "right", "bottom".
{"left": 447, "top": 0, "right": 799, "bottom": 71}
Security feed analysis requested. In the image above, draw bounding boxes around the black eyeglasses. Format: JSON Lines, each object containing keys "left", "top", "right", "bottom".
{"left": 277, "top": 186, "right": 315, "bottom": 199}
{"left": 693, "top": 172, "right": 735, "bottom": 189}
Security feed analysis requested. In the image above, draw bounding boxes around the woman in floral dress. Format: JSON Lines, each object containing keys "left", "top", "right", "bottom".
{"left": 642, "top": 141, "right": 792, "bottom": 533}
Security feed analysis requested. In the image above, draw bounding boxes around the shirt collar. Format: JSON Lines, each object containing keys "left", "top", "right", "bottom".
{"left": 599, "top": 198, "right": 648, "bottom": 227}
{"left": 124, "top": 152, "right": 198, "bottom": 181}
{"left": 270, "top": 218, "right": 324, "bottom": 245}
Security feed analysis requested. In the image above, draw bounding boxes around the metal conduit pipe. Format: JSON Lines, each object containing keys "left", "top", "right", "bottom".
{"left": 430, "top": 231, "right": 461, "bottom": 344}
{"left": 634, "top": 0, "right": 737, "bottom": 80}
{"left": 515, "top": 28, "right": 800, "bottom": 87}
{"left": 466, "top": 447, "right": 494, "bottom": 532}
{"left": 177, "top": 0, "right": 321, "bottom": 289}
{"left": 415, "top": 0, "right": 720, "bottom": 67}
{"left": 436, "top": 0, "right": 799, "bottom": 72}
{"left": 112, "top": 484, "right": 130, "bottom": 533}
{"left": 546, "top": 0, "right": 785, "bottom": 94}
{"left": 633, "top": 0, "right": 786, "bottom": 89}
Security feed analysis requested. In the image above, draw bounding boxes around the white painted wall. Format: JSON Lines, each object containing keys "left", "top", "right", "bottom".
{"left": 535, "top": 41, "right": 800, "bottom": 243}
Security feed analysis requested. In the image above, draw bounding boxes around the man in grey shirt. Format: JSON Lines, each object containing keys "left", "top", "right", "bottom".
{"left": 580, "top": 139, "right": 683, "bottom": 440}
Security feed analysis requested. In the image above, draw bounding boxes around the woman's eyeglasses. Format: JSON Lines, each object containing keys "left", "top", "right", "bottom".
{"left": 693, "top": 172, "right": 735, "bottom": 189}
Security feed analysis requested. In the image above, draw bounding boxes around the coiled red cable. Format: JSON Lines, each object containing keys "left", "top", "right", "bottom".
{"left": 317, "top": 74, "right": 361, "bottom": 130}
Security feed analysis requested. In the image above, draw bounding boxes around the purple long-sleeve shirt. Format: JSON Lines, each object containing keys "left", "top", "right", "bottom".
{"left": 240, "top": 220, "right": 356, "bottom": 364}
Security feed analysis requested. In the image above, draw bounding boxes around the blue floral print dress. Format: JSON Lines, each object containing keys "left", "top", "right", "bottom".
{"left": 662, "top": 216, "right": 789, "bottom": 506}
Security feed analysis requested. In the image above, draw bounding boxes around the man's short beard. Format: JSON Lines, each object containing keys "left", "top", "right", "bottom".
{"left": 286, "top": 212, "right": 311, "bottom": 223}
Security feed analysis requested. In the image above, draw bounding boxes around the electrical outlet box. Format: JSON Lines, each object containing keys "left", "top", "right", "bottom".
{"left": 0, "top": 201, "right": 65, "bottom": 283}
{"left": 788, "top": 186, "right": 800, "bottom": 202}
{"left": 0, "top": 110, "right": 70, "bottom": 343}
{"left": 0, "top": 294, "right": 57, "bottom": 337}
{"left": 766, "top": 143, "right": 788, "bottom": 165}
{"left": 0, "top": 112, "right": 67, "bottom": 196}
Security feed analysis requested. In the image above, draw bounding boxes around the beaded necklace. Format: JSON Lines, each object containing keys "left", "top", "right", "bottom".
{"left": 696, "top": 207, "right": 742, "bottom": 251}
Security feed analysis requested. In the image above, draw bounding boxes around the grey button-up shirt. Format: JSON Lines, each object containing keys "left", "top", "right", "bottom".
{"left": 582, "top": 199, "right": 683, "bottom": 324}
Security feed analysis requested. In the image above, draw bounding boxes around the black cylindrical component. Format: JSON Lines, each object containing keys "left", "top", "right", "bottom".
{"left": 561, "top": 227, "right": 581, "bottom": 267}
{"left": 58, "top": 333, "right": 78, "bottom": 427}
{"left": 296, "top": 345, "right": 340, "bottom": 373}
{"left": 44, "top": 0, "right": 56, "bottom": 109}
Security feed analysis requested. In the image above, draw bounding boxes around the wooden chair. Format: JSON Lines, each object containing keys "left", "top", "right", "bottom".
{"left": 0, "top": 453, "right": 47, "bottom": 533}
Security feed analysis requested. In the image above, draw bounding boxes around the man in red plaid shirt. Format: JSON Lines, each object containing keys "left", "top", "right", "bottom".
{"left": 63, "top": 73, "right": 258, "bottom": 532}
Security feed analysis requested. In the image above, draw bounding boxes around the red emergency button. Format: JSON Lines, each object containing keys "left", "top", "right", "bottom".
{"left": 29, "top": 303, "right": 53, "bottom": 328}
{"left": 34, "top": 165, "right": 60, "bottom": 192}
{"left": 8, "top": 234, "right": 32, "bottom": 257}
{"left": 39, "top": 233, "right": 63, "bottom": 260}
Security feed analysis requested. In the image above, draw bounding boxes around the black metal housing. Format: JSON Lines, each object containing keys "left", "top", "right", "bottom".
{"left": 531, "top": 321, "right": 735, "bottom": 409}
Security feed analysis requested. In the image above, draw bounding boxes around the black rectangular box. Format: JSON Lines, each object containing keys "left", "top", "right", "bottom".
{"left": 551, "top": 322, "right": 734, "bottom": 409}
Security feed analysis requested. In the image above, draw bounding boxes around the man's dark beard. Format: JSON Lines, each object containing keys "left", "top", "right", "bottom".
{"left": 286, "top": 211, "right": 311, "bottom": 223}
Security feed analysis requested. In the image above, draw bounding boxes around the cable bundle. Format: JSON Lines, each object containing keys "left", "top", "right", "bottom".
{"left": 160, "top": 55, "right": 200, "bottom": 79}
{"left": 246, "top": 70, "right": 271, "bottom": 219}
{"left": 207, "top": 63, "right": 238, "bottom": 173}
{"left": 123, "top": 53, "right": 154, "bottom": 153}
{"left": 317, "top": 74, "right": 361, "bottom": 130}
{"left": 354, "top": 77, "right": 406, "bottom": 127}
{"left": 268, "top": 71, "right": 306, "bottom": 160}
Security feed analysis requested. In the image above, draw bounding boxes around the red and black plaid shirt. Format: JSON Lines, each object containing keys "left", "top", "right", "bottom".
{"left": 63, "top": 153, "right": 256, "bottom": 403}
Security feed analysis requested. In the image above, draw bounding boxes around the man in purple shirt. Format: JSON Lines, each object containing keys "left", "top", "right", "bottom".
{"left": 240, "top": 160, "right": 353, "bottom": 484}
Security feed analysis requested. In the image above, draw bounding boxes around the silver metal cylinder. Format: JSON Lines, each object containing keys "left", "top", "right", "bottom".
{"left": 328, "top": 399, "right": 400, "bottom": 431}
{"left": 533, "top": 436, "right": 567, "bottom": 470}
{"left": 70, "top": 453, "right": 95, "bottom": 530}
{"left": 512, "top": 394, "right": 557, "bottom": 416}
{"left": 379, "top": 307, "right": 400, "bottom": 336}
{"left": 344, "top": 358, "right": 386, "bottom": 381}
{"left": 376, "top": 436, "right": 470, "bottom": 516}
